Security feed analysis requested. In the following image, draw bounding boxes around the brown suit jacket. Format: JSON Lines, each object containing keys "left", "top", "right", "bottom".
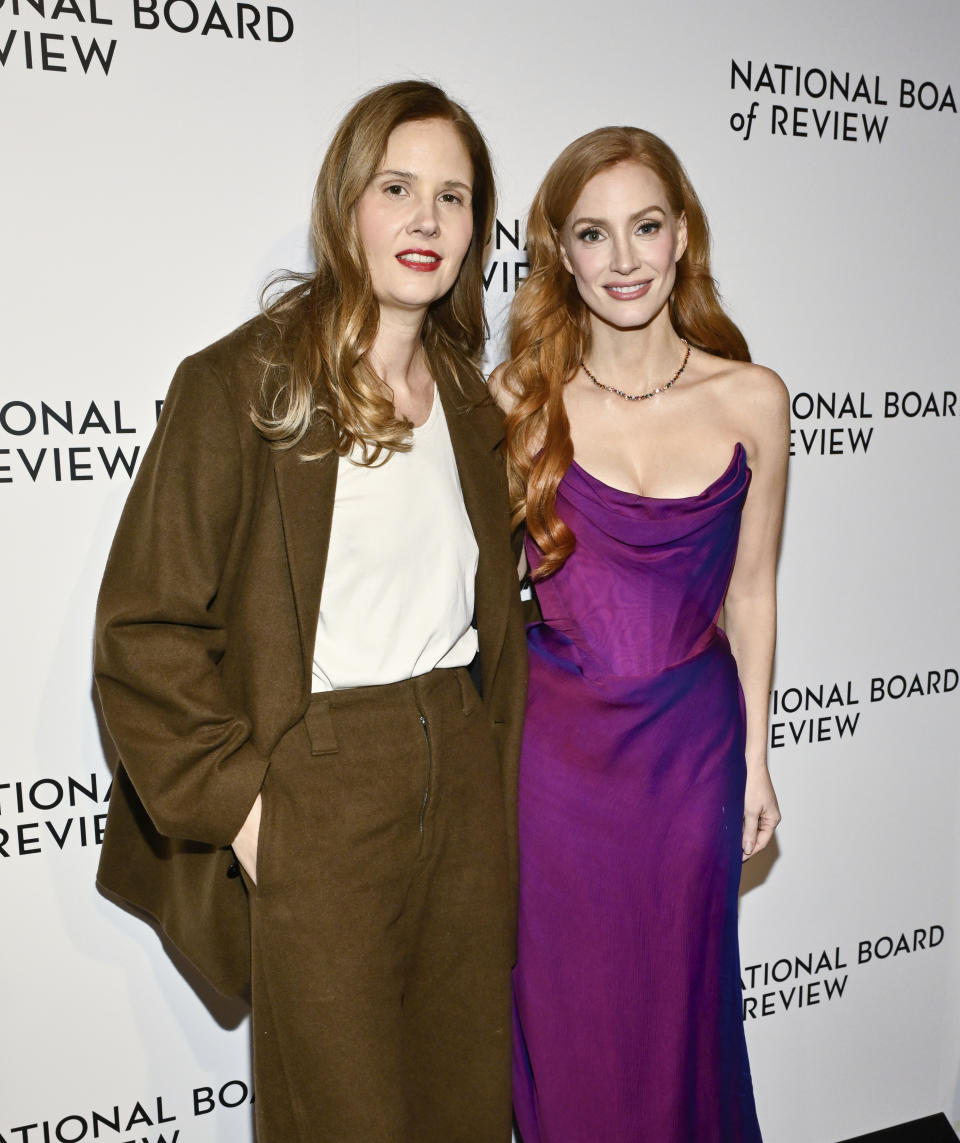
{"left": 94, "top": 316, "right": 527, "bottom": 997}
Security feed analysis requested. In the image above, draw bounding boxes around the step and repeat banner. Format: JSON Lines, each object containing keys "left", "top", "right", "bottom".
{"left": 2, "top": 0, "right": 958, "bottom": 1140}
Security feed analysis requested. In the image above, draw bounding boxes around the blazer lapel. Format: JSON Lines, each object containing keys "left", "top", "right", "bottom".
{"left": 273, "top": 380, "right": 515, "bottom": 699}
{"left": 437, "top": 373, "right": 514, "bottom": 697}
{"left": 272, "top": 421, "right": 338, "bottom": 691}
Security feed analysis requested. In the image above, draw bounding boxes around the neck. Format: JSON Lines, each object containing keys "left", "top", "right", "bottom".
{"left": 368, "top": 305, "right": 431, "bottom": 398}
{"left": 585, "top": 309, "right": 686, "bottom": 390}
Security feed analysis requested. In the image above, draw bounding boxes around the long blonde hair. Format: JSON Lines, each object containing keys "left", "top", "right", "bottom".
{"left": 503, "top": 127, "right": 750, "bottom": 577}
{"left": 252, "top": 80, "right": 496, "bottom": 463}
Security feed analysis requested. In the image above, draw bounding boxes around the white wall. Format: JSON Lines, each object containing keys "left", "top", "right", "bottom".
{"left": 2, "top": 0, "right": 958, "bottom": 1138}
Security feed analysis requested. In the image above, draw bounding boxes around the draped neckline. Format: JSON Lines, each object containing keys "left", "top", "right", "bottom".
{"left": 567, "top": 442, "right": 747, "bottom": 504}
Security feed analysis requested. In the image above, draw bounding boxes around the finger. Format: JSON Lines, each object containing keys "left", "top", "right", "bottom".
{"left": 742, "top": 810, "right": 760, "bottom": 859}
{"left": 751, "top": 807, "right": 782, "bottom": 856}
{"left": 751, "top": 820, "right": 773, "bottom": 856}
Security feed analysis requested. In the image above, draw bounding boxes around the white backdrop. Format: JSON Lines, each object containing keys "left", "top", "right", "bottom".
{"left": 2, "top": 0, "right": 958, "bottom": 1139}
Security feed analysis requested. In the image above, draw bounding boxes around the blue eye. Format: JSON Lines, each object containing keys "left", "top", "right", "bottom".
{"left": 577, "top": 227, "right": 603, "bottom": 243}
{"left": 637, "top": 220, "right": 661, "bottom": 236}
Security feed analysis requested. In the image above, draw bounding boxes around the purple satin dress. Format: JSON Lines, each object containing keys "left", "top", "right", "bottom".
{"left": 512, "top": 445, "right": 762, "bottom": 1143}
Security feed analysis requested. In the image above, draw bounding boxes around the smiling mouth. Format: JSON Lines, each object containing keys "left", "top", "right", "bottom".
{"left": 604, "top": 281, "right": 651, "bottom": 299}
{"left": 397, "top": 249, "right": 442, "bottom": 272}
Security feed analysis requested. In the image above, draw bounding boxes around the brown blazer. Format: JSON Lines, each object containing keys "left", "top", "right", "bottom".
{"left": 94, "top": 316, "right": 527, "bottom": 998}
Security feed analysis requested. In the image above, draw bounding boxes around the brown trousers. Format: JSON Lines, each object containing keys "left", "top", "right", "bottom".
{"left": 247, "top": 667, "right": 513, "bottom": 1142}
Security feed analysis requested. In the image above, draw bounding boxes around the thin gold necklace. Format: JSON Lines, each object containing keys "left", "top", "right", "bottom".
{"left": 580, "top": 339, "right": 691, "bottom": 402}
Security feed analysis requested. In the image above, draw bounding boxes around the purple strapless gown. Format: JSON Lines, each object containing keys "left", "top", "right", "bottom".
{"left": 512, "top": 445, "right": 762, "bottom": 1143}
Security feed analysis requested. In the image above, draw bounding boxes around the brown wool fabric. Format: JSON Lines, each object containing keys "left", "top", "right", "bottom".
{"left": 93, "top": 314, "right": 527, "bottom": 1140}
{"left": 249, "top": 670, "right": 512, "bottom": 1141}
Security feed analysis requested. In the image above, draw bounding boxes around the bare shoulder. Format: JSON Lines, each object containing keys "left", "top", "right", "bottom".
{"left": 487, "top": 362, "right": 519, "bottom": 415}
{"left": 700, "top": 353, "right": 785, "bottom": 402}
{"left": 732, "top": 365, "right": 789, "bottom": 472}
{"left": 688, "top": 352, "right": 789, "bottom": 470}
{"left": 731, "top": 362, "right": 788, "bottom": 421}
{"left": 699, "top": 354, "right": 788, "bottom": 429}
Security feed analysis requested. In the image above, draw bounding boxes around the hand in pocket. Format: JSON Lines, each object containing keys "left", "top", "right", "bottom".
{"left": 232, "top": 793, "right": 262, "bottom": 885}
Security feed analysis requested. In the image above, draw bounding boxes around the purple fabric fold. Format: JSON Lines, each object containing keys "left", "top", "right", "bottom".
{"left": 513, "top": 445, "right": 763, "bottom": 1143}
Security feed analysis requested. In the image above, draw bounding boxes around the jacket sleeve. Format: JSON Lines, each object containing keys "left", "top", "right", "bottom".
{"left": 94, "top": 352, "right": 270, "bottom": 847}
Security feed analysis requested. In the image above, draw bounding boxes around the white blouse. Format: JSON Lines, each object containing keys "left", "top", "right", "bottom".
{"left": 311, "top": 388, "right": 479, "bottom": 692}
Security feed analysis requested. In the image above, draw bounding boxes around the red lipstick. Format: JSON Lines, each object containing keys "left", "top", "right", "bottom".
{"left": 603, "top": 280, "right": 652, "bottom": 300}
{"left": 396, "top": 248, "right": 442, "bottom": 272}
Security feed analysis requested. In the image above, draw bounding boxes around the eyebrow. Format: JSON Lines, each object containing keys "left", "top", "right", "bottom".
{"left": 571, "top": 205, "right": 666, "bottom": 227}
{"left": 376, "top": 168, "right": 473, "bottom": 194}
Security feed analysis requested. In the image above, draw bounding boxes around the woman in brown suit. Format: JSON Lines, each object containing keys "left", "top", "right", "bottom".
{"left": 94, "top": 80, "right": 525, "bottom": 1143}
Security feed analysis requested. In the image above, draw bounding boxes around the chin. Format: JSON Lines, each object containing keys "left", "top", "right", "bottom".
{"left": 598, "top": 306, "right": 654, "bottom": 329}
{"left": 592, "top": 294, "right": 665, "bottom": 330}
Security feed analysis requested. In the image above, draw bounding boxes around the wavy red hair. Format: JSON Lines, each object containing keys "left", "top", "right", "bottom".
{"left": 502, "top": 127, "right": 750, "bottom": 578}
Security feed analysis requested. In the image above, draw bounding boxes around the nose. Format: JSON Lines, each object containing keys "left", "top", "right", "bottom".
{"left": 408, "top": 197, "right": 440, "bottom": 238}
{"left": 610, "top": 233, "right": 638, "bottom": 276}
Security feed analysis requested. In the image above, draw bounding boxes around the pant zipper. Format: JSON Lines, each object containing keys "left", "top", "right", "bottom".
{"left": 418, "top": 713, "right": 431, "bottom": 837}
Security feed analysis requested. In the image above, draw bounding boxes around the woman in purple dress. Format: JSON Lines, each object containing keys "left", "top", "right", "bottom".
{"left": 492, "top": 128, "right": 788, "bottom": 1141}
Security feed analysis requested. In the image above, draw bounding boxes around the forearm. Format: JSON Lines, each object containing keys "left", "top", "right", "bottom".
{"left": 95, "top": 353, "right": 268, "bottom": 847}
{"left": 723, "top": 588, "right": 776, "bottom": 772}
{"left": 95, "top": 620, "right": 270, "bottom": 846}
